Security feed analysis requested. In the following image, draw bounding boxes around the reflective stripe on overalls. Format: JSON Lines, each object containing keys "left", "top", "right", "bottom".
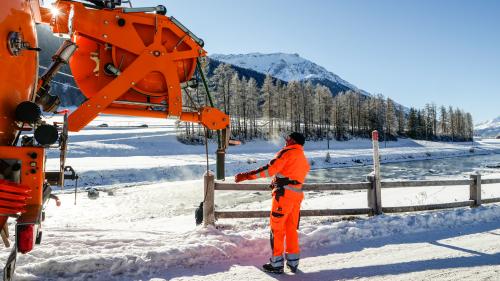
{"left": 259, "top": 169, "right": 271, "bottom": 178}
{"left": 284, "top": 185, "right": 303, "bottom": 193}
{"left": 276, "top": 173, "right": 303, "bottom": 193}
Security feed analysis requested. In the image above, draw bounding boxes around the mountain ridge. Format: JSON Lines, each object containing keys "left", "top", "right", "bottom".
{"left": 210, "top": 52, "right": 369, "bottom": 96}
{"left": 475, "top": 116, "right": 500, "bottom": 137}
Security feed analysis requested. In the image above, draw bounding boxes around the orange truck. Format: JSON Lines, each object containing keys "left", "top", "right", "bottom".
{"left": 0, "top": 1, "right": 229, "bottom": 279}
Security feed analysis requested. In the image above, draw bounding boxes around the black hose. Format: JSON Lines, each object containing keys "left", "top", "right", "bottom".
{"left": 196, "top": 59, "right": 215, "bottom": 108}
{"left": 196, "top": 58, "right": 221, "bottom": 148}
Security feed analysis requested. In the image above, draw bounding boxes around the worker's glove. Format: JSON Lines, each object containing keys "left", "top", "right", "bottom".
{"left": 49, "top": 194, "right": 61, "bottom": 207}
{"left": 235, "top": 172, "right": 257, "bottom": 183}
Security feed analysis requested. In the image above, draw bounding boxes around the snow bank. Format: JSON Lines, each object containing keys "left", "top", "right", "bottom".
{"left": 300, "top": 204, "right": 500, "bottom": 249}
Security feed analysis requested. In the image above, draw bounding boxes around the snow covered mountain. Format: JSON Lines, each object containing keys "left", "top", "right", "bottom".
{"left": 211, "top": 53, "right": 347, "bottom": 83}
{"left": 475, "top": 116, "right": 500, "bottom": 137}
{"left": 210, "top": 53, "right": 367, "bottom": 96}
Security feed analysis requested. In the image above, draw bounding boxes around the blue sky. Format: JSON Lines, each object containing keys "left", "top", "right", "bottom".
{"left": 47, "top": 0, "right": 500, "bottom": 122}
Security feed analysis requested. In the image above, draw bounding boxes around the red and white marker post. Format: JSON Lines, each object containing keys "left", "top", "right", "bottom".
{"left": 369, "top": 130, "right": 382, "bottom": 215}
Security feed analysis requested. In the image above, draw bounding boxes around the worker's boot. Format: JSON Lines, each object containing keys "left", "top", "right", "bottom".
{"left": 285, "top": 253, "right": 300, "bottom": 273}
{"left": 262, "top": 263, "right": 284, "bottom": 274}
{"left": 286, "top": 263, "right": 298, "bottom": 273}
{"left": 262, "top": 256, "right": 284, "bottom": 274}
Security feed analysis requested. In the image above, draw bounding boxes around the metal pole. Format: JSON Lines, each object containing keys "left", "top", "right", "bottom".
{"left": 327, "top": 131, "right": 330, "bottom": 150}
{"left": 74, "top": 178, "right": 78, "bottom": 205}
{"left": 216, "top": 149, "right": 225, "bottom": 180}
{"left": 371, "top": 130, "right": 382, "bottom": 215}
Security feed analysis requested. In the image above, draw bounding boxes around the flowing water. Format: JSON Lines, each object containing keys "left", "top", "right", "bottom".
{"left": 308, "top": 153, "right": 500, "bottom": 183}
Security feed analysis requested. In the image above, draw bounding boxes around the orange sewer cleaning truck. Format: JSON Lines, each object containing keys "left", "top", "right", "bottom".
{"left": 0, "top": 1, "right": 229, "bottom": 279}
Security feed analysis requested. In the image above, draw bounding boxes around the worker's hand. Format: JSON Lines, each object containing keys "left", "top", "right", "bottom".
{"left": 235, "top": 172, "right": 249, "bottom": 183}
{"left": 235, "top": 172, "right": 258, "bottom": 183}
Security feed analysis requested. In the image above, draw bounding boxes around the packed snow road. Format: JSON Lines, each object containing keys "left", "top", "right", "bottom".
{"left": 167, "top": 222, "right": 500, "bottom": 281}
{"left": 2, "top": 179, "right": 499, "bottom": 281}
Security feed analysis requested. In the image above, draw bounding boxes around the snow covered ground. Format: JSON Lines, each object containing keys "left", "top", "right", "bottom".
{"left": 5, "top": 179, "right": 500, "bottom": 281}
{"left": 2, "top": 114, "right": 500, "bottom": 280}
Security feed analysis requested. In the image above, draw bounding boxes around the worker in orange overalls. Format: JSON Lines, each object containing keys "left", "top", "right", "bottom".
{"left": 235, "top": 132, "right": 310, "bottom": 274}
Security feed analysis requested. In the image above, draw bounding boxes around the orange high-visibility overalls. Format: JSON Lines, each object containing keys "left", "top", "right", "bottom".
{"left": 248, "top": 143, "right": 310, "bottom": 268}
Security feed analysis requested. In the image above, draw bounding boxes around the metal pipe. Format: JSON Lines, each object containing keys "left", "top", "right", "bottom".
{"left": 180, "top": 79, "right": 198, "bottom": 89}
{"left": 170, "top": 16, "right": 204, "bottom": 47}
{"left": 56, "top": 41, "right": 78, "bottom": 63}
{"left": 112, "top": 100, "right": 166, "bottom": 107}
{"left": 104, "top": 64, "right": 121, "bottom": 76}
{"left": 39, "top": 40, "right": 77, "bottom": 85}
{"left": 122, "top": 5, "right": 166, "bottom": 15}
{"left": 36, "top": 40, "right": 77, "bottom": 112}
{"left": 102, "top": 107, "right": 168, "bottom": 118}
{"left": 216, "top": 149, "right": 225, "bottom": 180}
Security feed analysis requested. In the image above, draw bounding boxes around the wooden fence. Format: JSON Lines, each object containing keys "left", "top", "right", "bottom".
{"left": 202, "top": 131, "right": 500, "bottom": 226}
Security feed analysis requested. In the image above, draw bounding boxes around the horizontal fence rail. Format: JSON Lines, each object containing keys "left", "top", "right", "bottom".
{"left": 203, "top": 173, "right": 500, "bottom": 225}
{"left": 382, "top": 201, "right": 474, "bottom": 213}
{"left": 214, "top": 182, "right": 371, "bottom": 191}
{"left": 482, "top": 197, "right": 500, "bottom": 204}
{"left": 215, "top": 208, "right": 372, "bottom": 219}
{"left": 482, "top": 178, "right": 500, "bottom": 185}
{"left": 381, "top": 179, "right": 473, "bottom": 188}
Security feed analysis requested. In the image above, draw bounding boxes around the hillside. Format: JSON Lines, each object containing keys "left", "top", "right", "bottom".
{"left": 206, "top": 58, "right": 283, "bottom": 88}
{"left": 475, "top": 116, "right": 500, "bottom": 137}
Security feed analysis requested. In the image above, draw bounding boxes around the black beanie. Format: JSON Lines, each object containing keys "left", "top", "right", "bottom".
{"left": 289, "top": 132, "right": 305, "bottom": 146}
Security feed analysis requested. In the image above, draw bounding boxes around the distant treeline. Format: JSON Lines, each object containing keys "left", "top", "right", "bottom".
{"left": 37, "top": 26, "right": 472, "bottom": 143}
{"left": 179, "top": 63, "right": 473, "bottom": 143}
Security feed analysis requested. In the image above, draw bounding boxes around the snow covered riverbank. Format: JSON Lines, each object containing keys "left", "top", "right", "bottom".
{"left": 42, "top": 115, "right": 500, "bottom": 188}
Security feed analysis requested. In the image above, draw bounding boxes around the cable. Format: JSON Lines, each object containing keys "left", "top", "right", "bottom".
{"left": 38, "top": 65, "right": 74, "bottom": 78}
{"left": 196, "top": 59, "right": 215, "bottom": 108}
{"left": 50, "top": 80, "right": 80, "bottom": 90}
{"left": 183, "top": 88, "right": 199, "bottom": 110}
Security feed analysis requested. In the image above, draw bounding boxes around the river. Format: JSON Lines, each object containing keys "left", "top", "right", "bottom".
{"left": 308, "top": 152, "right": 500, "bottom": 183}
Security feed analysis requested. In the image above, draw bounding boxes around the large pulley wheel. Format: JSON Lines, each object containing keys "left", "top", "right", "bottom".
{"left": 69, "top": 12, "right": 200, "bottom": 109}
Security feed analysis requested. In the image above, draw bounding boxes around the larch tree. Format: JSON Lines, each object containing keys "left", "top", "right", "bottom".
{"left": 385, "top": 97, "right": 397, "bottom": 137}
{"left": 261, "top": 74, "right": 276, "bottom": 137}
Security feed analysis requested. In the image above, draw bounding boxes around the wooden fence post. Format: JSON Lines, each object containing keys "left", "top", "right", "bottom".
{"left": 469, "top": 173, "right": 481, "bottom": 207}
{"left": 203, "top": 171, "right": 215, "bottom": 226}
{"left": 370, "top": 130, "right": 382, "bottom": 215}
